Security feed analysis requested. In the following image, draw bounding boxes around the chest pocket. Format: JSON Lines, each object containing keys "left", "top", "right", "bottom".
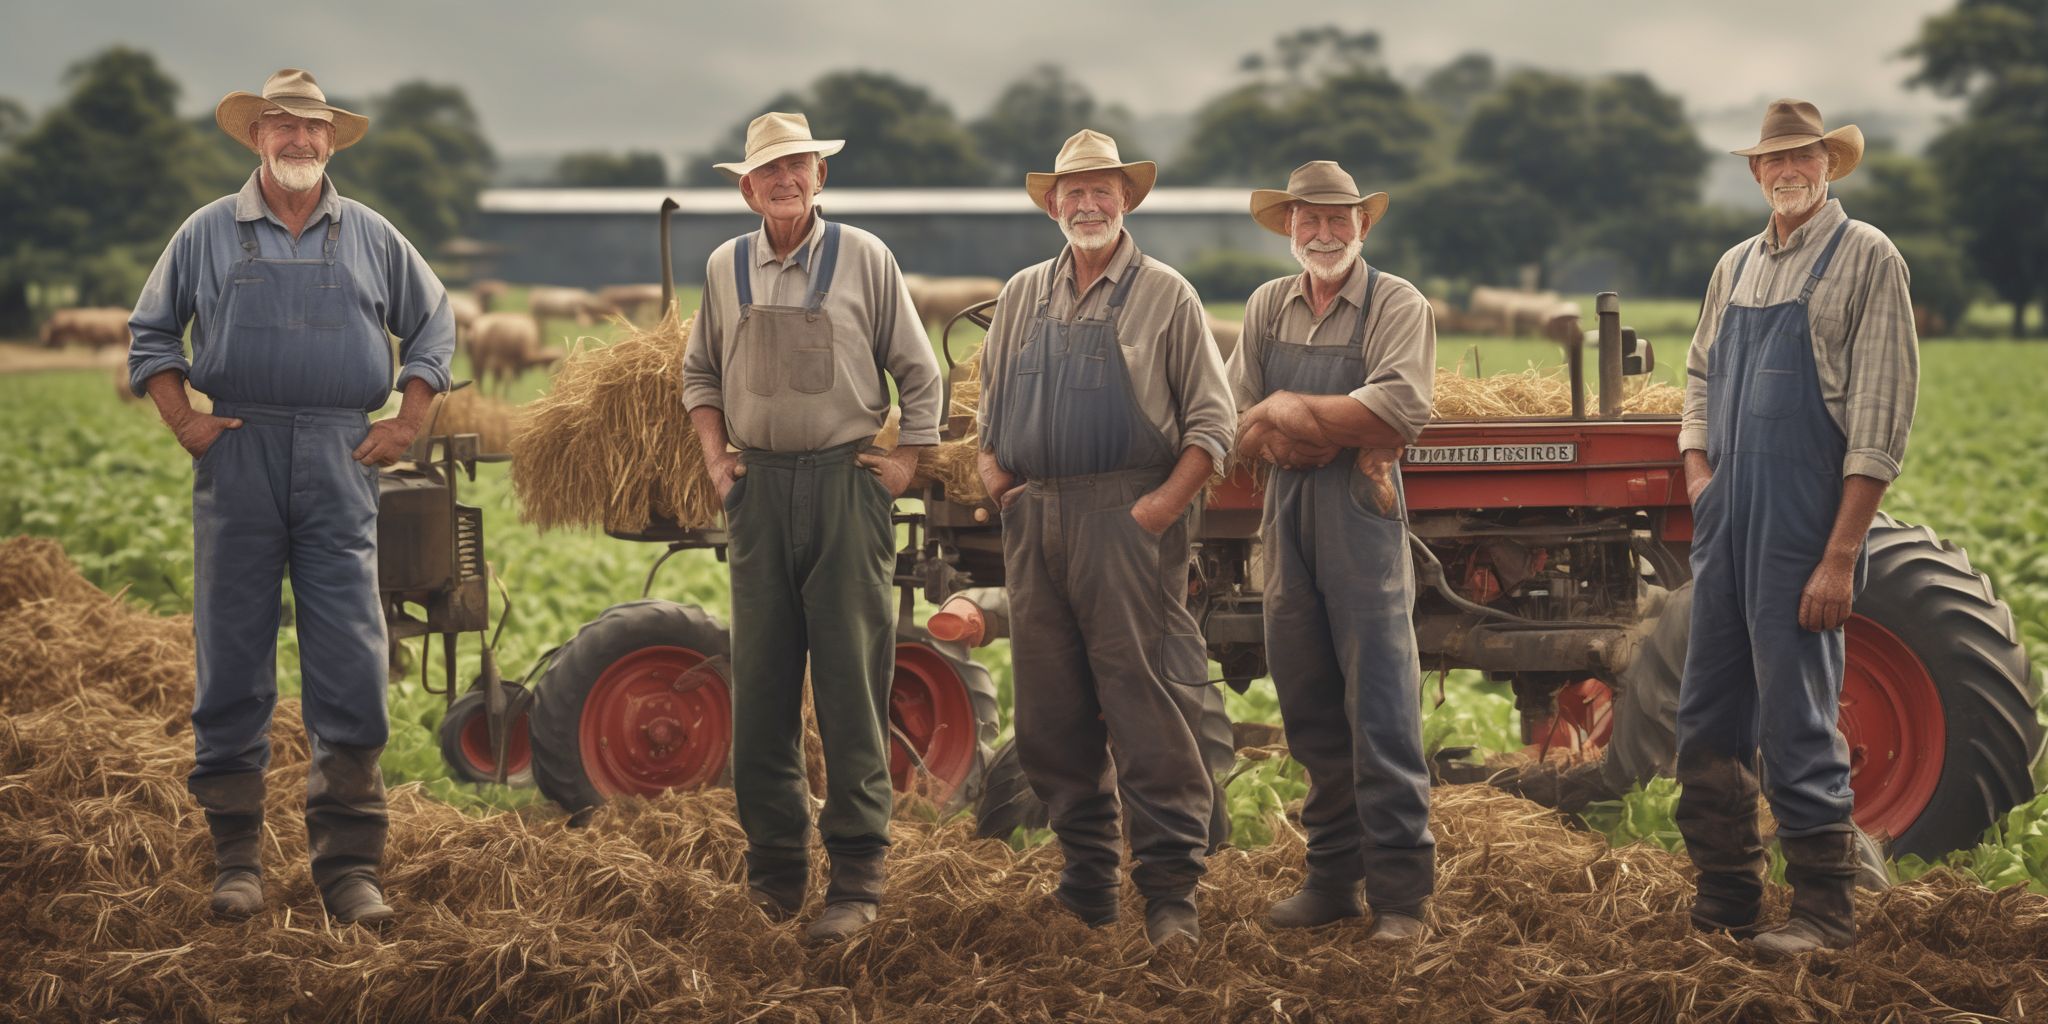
{"left": 308, "top": 280, "right": 347, "bottom": 330}
{"left": 1068, "top": 327, "right": 1109, "bottom": 390}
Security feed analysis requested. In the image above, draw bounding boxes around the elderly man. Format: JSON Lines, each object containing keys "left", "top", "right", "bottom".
{"left": 1228, "top": 161, "right": 1436, "bottom": 941}
{"left": 127, "top": 69, "right": 454, "bottom": 927}
{"left": 682, "top": 112, "right": 943, "bottom": 944}
{"left": 1675, "top": 100, "right": 1916, "bottom": 957}
{"left": 975, "top": 130, "right": 1235, "bottom": 948}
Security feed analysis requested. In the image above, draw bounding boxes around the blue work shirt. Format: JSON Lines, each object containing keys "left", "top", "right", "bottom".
{"left": 128, "top": 170, "right": 455, "bottom": 409}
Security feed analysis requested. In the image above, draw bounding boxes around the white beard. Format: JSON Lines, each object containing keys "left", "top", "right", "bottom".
{"left": 1291, "top": 236, "right": 1363, "bottom": 283}
{"left": 266, "top": 152, "right": 329, "bottom": 194}
{"left": 1060, "top": 210, "right": 1124, "bottom": 252}
{"left": 1765, "top": 174, "right": 1827, "bottom": 218}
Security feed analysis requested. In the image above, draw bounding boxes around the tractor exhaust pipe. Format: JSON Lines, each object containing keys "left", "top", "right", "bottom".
{"left": 1596, "top": 291, "right": 1622, "bottom": 418}
{"left": 659, "top": 197, "right": 679, "bottom": 320}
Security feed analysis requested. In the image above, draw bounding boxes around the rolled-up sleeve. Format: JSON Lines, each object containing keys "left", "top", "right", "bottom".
{"left": 1679, "top": 261, "right": 1727, "bottom": 456}
{"left": 1841, "top": 253, "right": 1917, "bottom": 481}
{"left": 1348, "top": 283, "right": 1435, "bottom": 444}
{"left": 682, "top": 252, "right": 726, "bottom": 413}
{"left": 385, "top": 230, "right": 454, "bottom": 394}
{"left": 1166, "top": 292, "right": 1236, "bottom": 467}
{"left": 875, "top": 256, "right": 944, "bottom": 446}
{"left": 127, "top": 216, "right": 200, "bottom": 396}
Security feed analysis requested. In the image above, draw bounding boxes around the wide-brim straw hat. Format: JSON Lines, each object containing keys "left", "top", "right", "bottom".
{"left": 1025, "top": 129, "right": 1158, "bottom": 214}
{"left": 214, "top": 68, "right": 368, "bottom": 154}
{"left": 1730, "top": 99, "right": 1863, "bottom": 181}
{"left": 714, "top": 111, "right": 845, "bottom": 183}
{"left": 1249, "top": 160, "right": 1389, "bottom": 236}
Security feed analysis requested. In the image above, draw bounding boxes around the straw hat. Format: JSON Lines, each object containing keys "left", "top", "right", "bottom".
{"left": 1248, "top": 160, "right": 1389, "bottom": 236}
{"left": 1730, "top": 99, "right": 1863, "bottom": 181}
{"left": 214, "top": 68, "right": 369, "bottom": 154}
{"left": 1025, "top": 129, "right": 1158, "bottom": 214}
{"left": 713, "top": 112, "right": 845, "bottom": 183}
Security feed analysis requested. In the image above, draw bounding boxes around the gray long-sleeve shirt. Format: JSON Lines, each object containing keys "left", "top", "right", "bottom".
{"left": 1226, "top": 260, "right": 1437, "bottom": 443}
{"left": 977, "top": 231, "right": 1237, "bottom": 469}
{"left": 128, "top": 170, "right": 454, "bottom": 408}
{"left": 1681, "top": 199, "right": 1918, "bottom": 482}
{"left": 684, "top": 213, "right": 943, "bottom": 451}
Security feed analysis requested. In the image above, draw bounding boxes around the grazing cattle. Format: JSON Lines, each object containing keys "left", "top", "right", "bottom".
{"left": 40, "top": 307, "right": 133, "bottom": 350}
{"left": 468, "top": 311, "right": 561, "bottom": 394}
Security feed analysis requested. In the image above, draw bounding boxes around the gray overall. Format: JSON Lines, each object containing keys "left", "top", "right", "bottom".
{"left": 1256, "top": 268, "right": 1436, "bottom": 918}
{"left": 1675, "top": 221, "right": 1865, "bottom": 927}
{"left": 188, "top": 216, "right": 391, "bottom": 896}
{"left": 724, "top": 223, "right": 899, "bottom": 909}
{"left": 993, "top": 247, "right": 1215, "bottom": 906}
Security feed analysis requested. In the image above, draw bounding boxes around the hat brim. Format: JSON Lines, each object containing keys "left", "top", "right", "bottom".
{"left": 1026, "top": 161, "right": 1158, "bottom": 214}
{"left": 215, "top": 92, "right": 368, "bottom": 154}
{"left": 1730, "top": 124, "right": 1863, "bottom": 181}
{"left": 1249, "top": 189, "right": 1390, "bottom": 235}
{"left": 714, "top": 139, "right": 846, "bottom": 183}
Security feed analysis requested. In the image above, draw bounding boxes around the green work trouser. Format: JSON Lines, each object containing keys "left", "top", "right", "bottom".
{"left": 724, "top": 440, "right": 898, "bottom": 898}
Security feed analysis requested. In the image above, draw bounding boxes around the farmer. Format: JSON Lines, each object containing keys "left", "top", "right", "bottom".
{"left": 127, "top": 69, "right": 455, "bottom": 927}
{"left": 1227, "top": 161, "right": 1436, "bottom": 942}
{"left": 975, "top": 130, "right": 1235, "bottom": 948}
{"left": 1676, "top": 99, "right": 1917, "bottom": 957}
{"left": 682, "top": 112, "right": 943, "bottom": 944}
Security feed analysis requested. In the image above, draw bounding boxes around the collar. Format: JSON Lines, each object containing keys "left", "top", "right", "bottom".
{"left": 1053, "top": 230, "right": 1137, "bottom": 294}
{"left": 234, "top": 169, "right": 343, "bottom": 228}
{"left": 1761, "top": 197, "right": 1845, "bottom": 255}
{"left": 751, "top": 211, "right": 828, "bottom": 270}
{"left": 1279, "top": 257, "right": 1371, "bottom": 316}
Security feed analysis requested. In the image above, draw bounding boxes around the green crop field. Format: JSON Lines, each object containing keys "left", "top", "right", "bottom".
{"left": 5, "top": 298, "right": 2044, "bottom": 892}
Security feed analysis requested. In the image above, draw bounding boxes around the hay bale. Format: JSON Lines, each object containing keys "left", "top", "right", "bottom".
{"left": 917, "top": 349, "right": 987, "bottom": 503}
{"left": 1431, "top": 367, "right": 1685, "bottom": 419}
{"left": 427, "top": 388, "right": 521, "bottom": 455}
{"left": 509, "top": 311, "right": 718, "bottom": 533}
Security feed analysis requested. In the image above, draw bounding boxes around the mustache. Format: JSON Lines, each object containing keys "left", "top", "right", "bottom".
{"left": 1302, "top": 240, "right": 1349, "bottom": 253}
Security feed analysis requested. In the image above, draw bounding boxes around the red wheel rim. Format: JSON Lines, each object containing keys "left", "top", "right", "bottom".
{"left": 889, "top": 642, "right": 978, "bottom": 800}
{"left": 578, "top": 646, "right": 731, "bottom": 798}
{"left": 457, "top": 702, "right": 531, "bottom": 776}
{"left": 1840, "top": 615, "right": 1945, "bottom": 840}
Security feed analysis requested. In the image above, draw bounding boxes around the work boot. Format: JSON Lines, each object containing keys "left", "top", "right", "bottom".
{"left": 1053, "top": 884, "right": 1121, "bottom": 927}
{"left": 1266, "top": 882, "right": 1363, "bottom": 929}
{"left": 745, "top": 851, "right": 810, "bottom": 924}
{"left": 1366, "top": 912, "right": 1425, "bottom": 943}
{"left": 804, "top": 901, "right": 878, "bottom": 945}
{"left": 1674, "top": 751, "right": 1766, "bottom": 937}
{"left": 324, "top": 876, "right": 396, "bottom": 928}
{"left": 190, "top": 771, "right": 268, "bottom": 920}
{"left": 1751, "top": 831, "right": 1858, "bottom": 959}
{"left": 1144, "top": 897, "right": 1200, "bottom": 949}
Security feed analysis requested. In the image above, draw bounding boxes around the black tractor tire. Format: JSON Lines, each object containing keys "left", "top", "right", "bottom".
{"left": 437, "top": 684, "right": 534, "bottom": 787}
{"left": 530, "top": 600, "right": 732, "bottom": 814}
{"left": 972, "top": 686, "right": 1237, "bottom": 851}
{"left": 1594, "top": 514, "right": 2040, "bottom": 859}
{"left": 893, "top": 629, "right": 1004, "bottom": 813}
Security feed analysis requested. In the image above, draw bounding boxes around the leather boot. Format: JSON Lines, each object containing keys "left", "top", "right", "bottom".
{"left": 805, "top": 850, "right": 884, "bottom": 944}
{"left": 1752, "top": 831, "right": 1858, "bottom": 958}
{"left": 745, "top": 850, "right": 809, "bottom": 923}
{"left": 1266, "top": 880, "right": 1363, "bottom": 929}
{"left": 189, "top": 771, "right": 267, "bottom": 920}
{"left": 1674, "top": 750, "right": 1766, "bottom": 937}
{"left": 1144, "top": 896, "right": 1200, "bottom": 948}
{"left": 1053, "top": 883, "right": 1120, "bottom": 927}
{"left": 305, "top": 738, "right": 393, "bottom": 926}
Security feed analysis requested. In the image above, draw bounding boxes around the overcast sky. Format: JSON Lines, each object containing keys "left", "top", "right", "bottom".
{"left": 1, "top": 0, "right": 1956, "bottom": 161}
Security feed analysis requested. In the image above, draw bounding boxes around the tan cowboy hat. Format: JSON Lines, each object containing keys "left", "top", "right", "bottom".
{"left": 1025, "top": 129, "right": 1158, "bottom": 214}
{"left": 1730, "top": 99, "right": 1863, "bottom": 181}
{"left": 214, "top": 68, "right": 369, "bottom": 154}
{"left": 1249, "top": 160, "right": 1390, "bottom": 236}
{"left": 713, "top": 111, "right": 845, "bottom": 183}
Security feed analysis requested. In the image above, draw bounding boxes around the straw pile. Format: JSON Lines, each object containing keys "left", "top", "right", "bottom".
{"left": 426, "top": 388, "right": 522, "bottom": 455}
{"left": 1433, "top": 367, "right": 1687, "bottom": 418}
{"left": 5, "top": 537, "right": 2047, "bottom": 1022}
{"left": 508, "top": 312, "right": 719, "bottom": 533}
{"left": 918, "top": 350, "right": 989, "bottom": 503}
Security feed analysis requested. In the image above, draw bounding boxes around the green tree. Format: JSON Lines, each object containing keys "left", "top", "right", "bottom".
{"left": 686, "top": 71, "right": 987, "bottom": 187}
{"left": 1398, "top": 169, "right": 1556, "bottom": 284}
{"left": 971, "top": 64, "right": 1140, "bottom": 184}
{"left": 1416, "top": 52, "right": 1496, "bottom": 126}
{"left": 1906, "top": 0, "right": 2048, "bottom": 336}
{"left": 0, "top": 97, "right": 26, "bottom": 149}
{"left": 550, "top": 150, "right": 668, "bottom": 187}
{"left": 0, "top": 47, "right": 241, "bottom": 330}
{"left": 1176, "top": 28, "right": 1434, "bottom": 185}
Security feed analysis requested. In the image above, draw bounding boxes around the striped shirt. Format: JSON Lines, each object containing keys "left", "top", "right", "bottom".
{"left": 1680, "top": 199, "right": 1918, "bottom": 482}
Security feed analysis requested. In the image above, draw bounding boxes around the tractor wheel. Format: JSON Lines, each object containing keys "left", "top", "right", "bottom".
{"left": 1592, "top": 514, "right": 2040, "bottom": 859}
{"left": 530, "top": 600, "right": 733, "bottom": 813}
{"left": 437, "top": 684, "right": 534, "bottom": 787}
{"left": 972, "top": 685, "right": 1237, "bottom": 851}
{"left": 890, "top": 631, "right": 1000, "bottom": 811}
